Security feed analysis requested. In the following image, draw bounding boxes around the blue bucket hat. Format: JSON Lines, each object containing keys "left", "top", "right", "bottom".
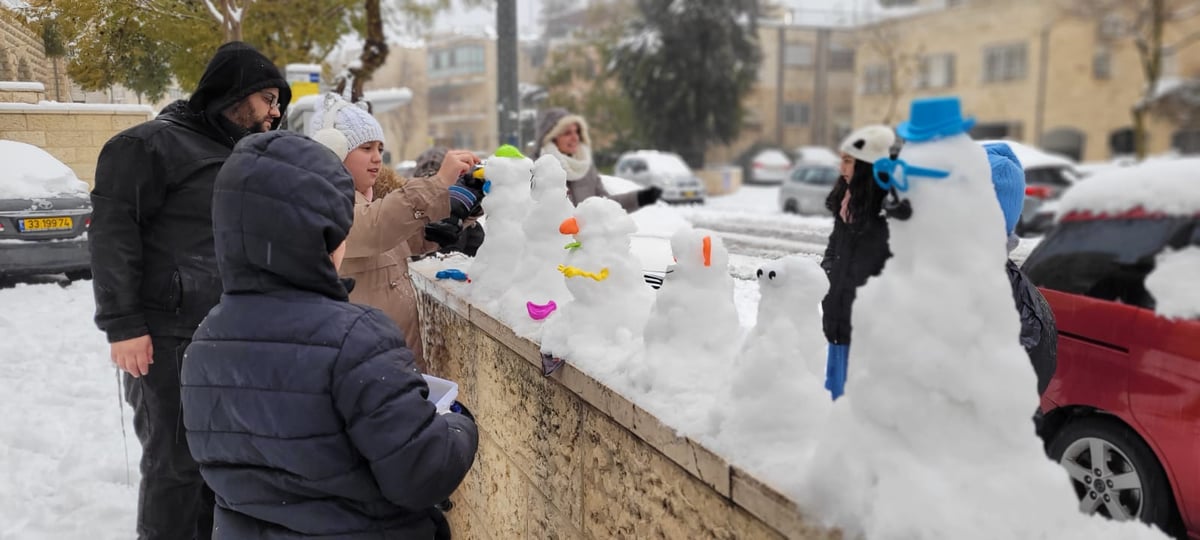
{"left": 896, "top": 96, "right": 977, "bottom": 142}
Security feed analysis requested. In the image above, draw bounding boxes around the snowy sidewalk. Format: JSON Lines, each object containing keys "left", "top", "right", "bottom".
{"left": 0, "top": 281, "right": 138, "bottom": 540}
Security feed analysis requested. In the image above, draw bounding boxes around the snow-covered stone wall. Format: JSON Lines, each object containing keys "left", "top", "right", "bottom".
{"left": 411, "top": 261, "right": 836, "bottom": 539}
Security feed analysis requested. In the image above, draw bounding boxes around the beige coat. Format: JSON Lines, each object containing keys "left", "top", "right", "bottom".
{"left": 340, "top": 177, "right": 449, "bottom": 370}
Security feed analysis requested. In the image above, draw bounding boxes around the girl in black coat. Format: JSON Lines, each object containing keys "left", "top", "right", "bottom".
{"left": 821, "top": 125, "right": 897, "bottom": 399}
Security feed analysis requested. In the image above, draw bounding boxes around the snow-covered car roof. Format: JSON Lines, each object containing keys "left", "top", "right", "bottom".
{"left": 978, "top": 139, "right": 1076, "bottom": 170}
{"left": 752, "top": 148, "right": 792, "bottom": 166}
{"left": 617, "top": 150, "right": 693, "bottom": 175}
{"left": 0, "top": 140, "right": 89, "bottom": 198}
{"left": 1056, "top": 158, "right": 1200, "bottom": 219}
{"left": 793, "top": 145, "right": 841, "bottom": 166}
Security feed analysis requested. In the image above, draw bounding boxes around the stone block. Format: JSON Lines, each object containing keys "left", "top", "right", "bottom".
{"left": 471, "top": 333, "right": 586, "bottom": 526}
{"left": 112, "top": 114, "right": 149, "bottom": 129}
{"left": 445, "top": 499, "right": 493, "bottom": 540}
{"left": 74, "top": 115, "right": 113, "bottom": 131}
{"left": 581, "top": 412, "right": 786, "bottom": 540}
{"left": 457, "top": 430, "right": 528, "bottom": 539}
{"left": 0, "top": 114, "right": 27, "bottom": 130}
{"left": 43, "top": 146, "right": 76, "bottom": 163}
{"left": 26, "top": 114, "right": 76, "bottom": 131}
{"left": 1, "top": 130, "right": 45, "bottom": 146}
{"left": 731, "top": 466, "right": 842, "bottom": 540}
{"left": 527, "top": 484, "right": 586, "bottom": 539}
{"left": 49, "top": 130, "right": 94, "bottom": 147}
{"left": 628, "top": 404, "right": 731, "bottom": 496}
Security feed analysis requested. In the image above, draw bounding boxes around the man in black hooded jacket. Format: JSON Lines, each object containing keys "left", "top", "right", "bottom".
{"left": 88, "top": 41, "right": 290, "bottom": 540}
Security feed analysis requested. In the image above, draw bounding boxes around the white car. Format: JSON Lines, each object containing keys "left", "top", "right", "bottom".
{"left": 746, "top": 148, "right": 792, "bottom": 184}
{"left": 613, "top": 150, "right": 706, "bottom": 204}
{"left": 778, "top": 164, "right": 840, "bottom": 215}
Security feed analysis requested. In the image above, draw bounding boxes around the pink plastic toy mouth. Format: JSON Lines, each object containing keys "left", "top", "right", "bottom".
{"left": 526, "top": 300, "right": 558, "bottom": 320}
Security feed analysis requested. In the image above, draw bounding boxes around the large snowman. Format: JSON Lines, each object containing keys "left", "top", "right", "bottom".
{"left": 800, "top": 97, "right": 1168, "bottom": 539}
{"left": 539, "top": 197, "right": 653, "bottom": 380}
{"left": 498, "top": 155, "right": 576, "bottom": 338}
{"left": 468, "top": 145, "right": 534, "bottom": 314}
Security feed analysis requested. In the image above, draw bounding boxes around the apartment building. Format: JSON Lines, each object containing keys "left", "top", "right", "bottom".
{"left": 0, "top": 10, "right": 72, "bottom": 102}
{"left": 852, "top": 0, "right": 1200, "bottom": 160}
{"left": 707, "top": 21, "right": 859, "bottom": 165}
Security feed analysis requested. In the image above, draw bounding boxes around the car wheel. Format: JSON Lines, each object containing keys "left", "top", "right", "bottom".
{"left": 64, "top": 269, "right": 92, "bottom": 282}
{"left": 1048, "top": 417, "right": 1176, "bottom": 532}
{"left": 783, "top": 199, "right": 798, "bottom": 213}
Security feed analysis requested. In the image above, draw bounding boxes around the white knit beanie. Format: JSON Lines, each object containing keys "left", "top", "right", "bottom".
{"left": 309, "top": 93, "right": 385, "bottom": 161}
{"left": 839, "top": 124, "right": 896, "bottom": 164}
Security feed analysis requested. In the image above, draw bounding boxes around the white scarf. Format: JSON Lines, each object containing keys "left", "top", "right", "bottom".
{"left": 541, "top": 143, "right": 593, "bottom": 181}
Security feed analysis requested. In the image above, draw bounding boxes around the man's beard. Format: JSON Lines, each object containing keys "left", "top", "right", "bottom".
{"left": 231, "top": 103, "right": 272, "bottom": 133}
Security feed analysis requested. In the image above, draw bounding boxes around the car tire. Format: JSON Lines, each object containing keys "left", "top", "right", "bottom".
{"left": 1047, "top": 417, "right": 1176, "bottom": 533}
{"left": 783, "top": 199, "right": 798, "bottom": 214}
{"left": 65, "top": 269, "right": 92, "bottom": 282}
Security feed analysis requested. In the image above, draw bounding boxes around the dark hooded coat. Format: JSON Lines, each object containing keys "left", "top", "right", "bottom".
{"left": 90, "top": 41, "right": 291, "bottom": 342}
{"left": 181, "top": 132, "right": 478, "bottom": 539}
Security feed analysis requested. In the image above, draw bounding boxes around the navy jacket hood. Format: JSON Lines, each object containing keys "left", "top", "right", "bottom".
{"left": 212, "top": 131, "right": 354, "bottom": 300}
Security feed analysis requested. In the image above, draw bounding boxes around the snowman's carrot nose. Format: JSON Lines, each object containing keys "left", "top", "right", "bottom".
{"left": 559, "top": 217, "right": 579, "bottom": 235}
{"left": 702, "top": 236, "right": 712, "bottom": 267}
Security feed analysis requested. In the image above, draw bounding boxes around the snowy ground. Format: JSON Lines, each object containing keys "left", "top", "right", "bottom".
{"left": 0, "top": 183, "right": 1047, "bottom": 538}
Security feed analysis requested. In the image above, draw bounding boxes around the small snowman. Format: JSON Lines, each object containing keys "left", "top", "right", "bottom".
{"left": 539, "top": 197, "right": 653, "bottom": 378}
{"left": 468, "top": 145, "right": 534, "bottom": 313}
{"left": 499, "top": 155, "right": 576, "bottom": 337}
{"left": 714, "top": 255, "right": 831, "bottom": 471}
{"left": 641, "top": 228, "right": 740, "bottom": 398}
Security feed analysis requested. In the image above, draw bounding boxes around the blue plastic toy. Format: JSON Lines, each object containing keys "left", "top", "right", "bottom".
{"left": 825, "top": 343, "right": 850, "bottom": 401}
{"left": 435, "top": 269, "right": 469, "bottom": 281}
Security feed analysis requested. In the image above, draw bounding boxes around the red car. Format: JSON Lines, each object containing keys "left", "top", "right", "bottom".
{"left": 1023, "top": 161, "right": 1200, "bottom": 539}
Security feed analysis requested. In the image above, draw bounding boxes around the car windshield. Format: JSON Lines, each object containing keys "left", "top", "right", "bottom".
{"left": 1023, "top": 217, "right": 1197, "bottom": 310}
{"left": 796, "top": 166, "right": 839, "bottom": 185}
{"left": 1025, "top": 167, "right": 1074, "bottom": 188}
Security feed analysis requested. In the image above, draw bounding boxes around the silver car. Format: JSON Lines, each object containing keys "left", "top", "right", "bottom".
{"left": 613, "top": 150, "right": 706, "bottom": 204}
{"left": 778, "top": 164, "right": 840, "bottom": 215}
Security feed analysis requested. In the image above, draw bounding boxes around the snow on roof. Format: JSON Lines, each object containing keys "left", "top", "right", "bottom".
{"left": 794, "top": 145, "right": 840, "bottom": 166}
{"left": 0, "top": 140, "right": 89, "bottom": 198}
{"left": 1057, "top": 158, "right": 1200, "bottom": 219}
{"left": 978, "top": 139, "right": 1076, "bottom": 170}
{"left": 0, "top": 82, "right": 45, "bottom": 92}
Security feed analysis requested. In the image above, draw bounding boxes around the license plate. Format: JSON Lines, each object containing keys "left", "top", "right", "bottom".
{"left": 683, "top": 191, "right": 695, "bottom": 198}
{"left": 19, "top": 216, "right": 73, "bottom": 232}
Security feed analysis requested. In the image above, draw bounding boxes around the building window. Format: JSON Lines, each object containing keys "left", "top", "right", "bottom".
{"left": 863, "top": 64, "right": 892, "bottom": 95}
{"left": 428, "top": 44, "right": 486, "bottom": 78}
{"left": 829, "top": 45, "right": 855, "bottom": 71}
{"left": 982, "top": 43, "right": 1027, "bottom": 83}
{"left": 783, "top": 103, "right": 810, "bottom": 125}
{"left": 784, "top": 43, "right": 814, "bottom": 68}
{"left": 1092, "top": 47, "right": 1112, "bottom": 80}
{"left": 917, "top": 53, "right": 955, "bottom": 89}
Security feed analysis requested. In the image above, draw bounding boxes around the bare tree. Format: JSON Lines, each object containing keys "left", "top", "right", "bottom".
{"left": 1061, "top": 0, "right": 1200, "bottom": 159}
{"left": 858, "top": 21, "right": 924, "bottom": 125}
{"left": 203, "top": 0, "right": 254, "bottom": 42}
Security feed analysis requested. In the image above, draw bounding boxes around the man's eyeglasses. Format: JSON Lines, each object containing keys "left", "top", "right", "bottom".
{"left": 260, "top": 92, "right": 280, "bottom": 111}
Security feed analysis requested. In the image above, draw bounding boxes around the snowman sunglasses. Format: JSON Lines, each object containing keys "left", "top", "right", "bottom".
{"left": 870, "top": 151, "right": 950, "bottom": 221}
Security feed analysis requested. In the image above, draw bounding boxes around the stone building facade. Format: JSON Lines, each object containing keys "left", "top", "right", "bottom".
{"left": 0, "top": 9, "right": 73, "bottom": 102}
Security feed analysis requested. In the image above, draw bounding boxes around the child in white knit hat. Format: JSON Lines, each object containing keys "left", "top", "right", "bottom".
{"left": 308, "top": 93, "right": 480, "bottom": 368}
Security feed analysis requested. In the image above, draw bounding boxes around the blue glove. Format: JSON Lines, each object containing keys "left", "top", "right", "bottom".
{"left": 825, "top": 343, "right": 849, "bottom": 401}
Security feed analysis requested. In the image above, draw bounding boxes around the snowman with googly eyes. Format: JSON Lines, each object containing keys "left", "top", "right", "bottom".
{"left": 711, "top": 254, "right": 831, "bottom": 463}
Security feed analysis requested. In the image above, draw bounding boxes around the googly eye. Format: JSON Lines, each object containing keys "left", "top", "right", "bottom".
{"left": 756, "top": 268, "right": 763, "bottom": 278}
{"left": 768, "top": 270, "right": 777, "bottom": 280}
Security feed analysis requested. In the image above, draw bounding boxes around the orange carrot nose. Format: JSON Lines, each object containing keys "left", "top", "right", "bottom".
{"left": 559, "top": 217, "right": 580, "bottom": 235}
{"left": 702, "top": 236, "right": 712, "bottom": 267}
